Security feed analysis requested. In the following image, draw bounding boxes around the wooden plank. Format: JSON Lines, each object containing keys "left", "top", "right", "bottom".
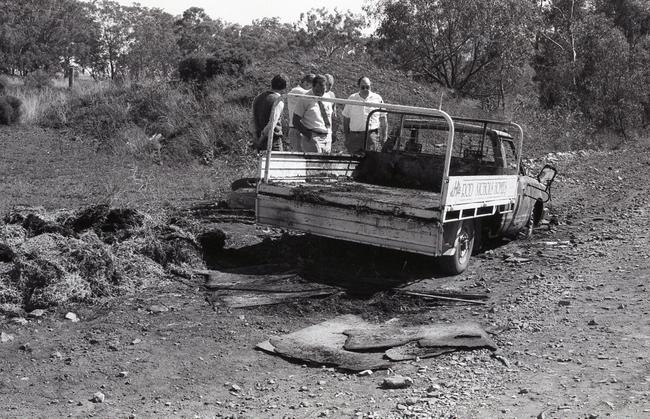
{"left": 199, "top": 270, "right": 337, "bottom": 293}
{"left": 399, "top": 290, "right": 488, "bottom": 305}
{"left": 258, "top": 194, "right": 439, "bottom": 231}
{"left": 256, "top": 212, "right": 439, "bottom": 254}
{"left": 210, "top": 289, "right": 336, "bottom": 308}
{"left": 400, "top": 289, "right": 488, "bottom": 300}
{"left": 259, "top": 153, "right": 359, "bottom": 179}
{"left": 256, "top": 195, "right": 442, "bottom": 255}
{"left": 258, "top": 182, "right": 442, "bottom": 220}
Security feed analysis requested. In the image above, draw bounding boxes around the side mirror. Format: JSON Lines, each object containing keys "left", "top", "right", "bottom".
{"left": 537, "top": 165, "right": 557, "bottom": 189}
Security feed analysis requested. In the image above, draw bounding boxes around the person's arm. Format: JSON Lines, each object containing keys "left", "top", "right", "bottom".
{"left": 293, "top": 113, "right": 311, "bottom": 138}
{"left": 343, "top": 116, "right": 351, "bottom": 134}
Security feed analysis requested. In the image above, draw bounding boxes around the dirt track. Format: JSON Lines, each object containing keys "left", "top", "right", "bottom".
{"left": 1, "top": 138, "right": 650, "bottom": 418}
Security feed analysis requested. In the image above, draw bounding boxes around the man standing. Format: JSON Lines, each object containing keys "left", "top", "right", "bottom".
{"left": 252, "top": 74, "right": 289, "bottom": 151}
{"left": 342, "top": 76, "right": 388, "bottom": 154}
{"left": 287, "top": 73, "right": 315, "bottom": 151}
{"left": 292, "top": 75, "right": 332, "bottom": 153}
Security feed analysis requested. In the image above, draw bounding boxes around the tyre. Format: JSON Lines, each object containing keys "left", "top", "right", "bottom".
{"left": 231, "top": 177, "right": 258, "bottom": 191}
{"left": 517, "top": 200, "right": 543, "bottom": 240}
{"left": 440, "top": 221, "right": 475, "bottom": 274}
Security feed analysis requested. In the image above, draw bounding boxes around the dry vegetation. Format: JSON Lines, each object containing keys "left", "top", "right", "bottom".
{"left": 2, "top": 53, "right": 629, "bottom": 165}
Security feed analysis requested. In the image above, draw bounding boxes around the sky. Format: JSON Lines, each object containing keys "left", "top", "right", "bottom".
{"left": 114, "top": 0, "right": 371, "bottom": 25}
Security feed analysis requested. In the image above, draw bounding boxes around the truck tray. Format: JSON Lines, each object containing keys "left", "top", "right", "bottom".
{"left": 258, "top": 180, "right": 442, "bottom": 219}
{"left": 256, "top": 180, "right": 444, "bottom": 255}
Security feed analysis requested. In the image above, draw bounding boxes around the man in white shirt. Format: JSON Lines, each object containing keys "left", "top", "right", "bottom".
{"left": 323, "top": 73, "right": 337, "bottom": 153}
{"left": 292, "top": 75, "right": 333, "bottom": 153}
{"left": 287, "top": 73, "right": 315, "bottom": 151}
{"left": 342, "top": 76, "right": 388, "bottom": 154}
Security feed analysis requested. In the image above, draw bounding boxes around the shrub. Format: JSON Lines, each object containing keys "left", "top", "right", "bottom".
{"left": 178, "top": 51, "right": 252, "bottom": 86}
{"left": 121, "top": 125, "right": 162, "bottom": 163}
{"left": 38, "top": 81, "right": 256, "bottom": 162}
{"left": 24, "top": 70, "right": 53, "bottom": 90}
{"left": 0, "top": 95, "right": 23, "bottom": 125}
{"left": 178, "top": 57, "right": 208, "bottom": 84}
{"left": 211, "top": 47, "right": 252, "bottom": 76}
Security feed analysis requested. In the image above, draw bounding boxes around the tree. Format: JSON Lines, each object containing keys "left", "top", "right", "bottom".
{"left": 596, "top": 0, "right": 650, "bottom": 127}
{"left": 374, "top": 0, "right": 537, "bottom": 96}
{"left": 125, "top": 7, "right": 180, "bottom": 80}
{"left": 533, "top": 0, "right": 591, "bottom": 108}
{"left": 574, "top": 14, "right": 640, "bottom": 135}
{"left": 0, "top": 0, "right": 100, "bottom": 75}
{"left": 233, "top": 18, "right": 297, "bottom": 59}
{"left": 174, "top": 7, "right": 224, "bottom": 57}
{"left": 92, "top": 0, "right": 131, "bottom": 79}
{"left": 596, "top": 0, "right": 650, "bottom": 46}
{"left": 534, "top": 0, "right": 649, "bottom": 134}
{"left": 295, "top": 8, "right": 366, "bottom": 58}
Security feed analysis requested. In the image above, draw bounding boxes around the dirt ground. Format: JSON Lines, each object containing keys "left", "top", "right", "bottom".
{"left": 1, "top": 126, "right": 649, "bottom": 418}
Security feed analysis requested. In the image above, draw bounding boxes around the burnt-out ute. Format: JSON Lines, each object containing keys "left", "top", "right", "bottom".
{"left": 255, "top": 97, "right": 556, "bottom": 274}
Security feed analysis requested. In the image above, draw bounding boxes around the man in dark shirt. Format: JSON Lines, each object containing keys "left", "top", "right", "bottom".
{"left": 252, "top": 74, "right": 289, "bottom": 151}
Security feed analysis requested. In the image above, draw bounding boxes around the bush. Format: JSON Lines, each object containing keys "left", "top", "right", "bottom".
{"left": 178, "top": 51, "right": 252, "bottom": 86}
{"left": 0, "top": 95, "right": 23, "bottom": 125}
{"left": 39, "top": 81, "right": 256, "bottom": 162}
{"left": 24, "top": 70, "right": 53, "bottom": 90}
{"left": 212, "top": 47, "right": 252, "bottom": 76}
{"left": 178, "top": 57, "right": 209, "bottom": 84}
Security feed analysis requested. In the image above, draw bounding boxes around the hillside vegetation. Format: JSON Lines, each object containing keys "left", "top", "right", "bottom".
{"left": 1, "top": 0, "right": 648, "bottom": 162}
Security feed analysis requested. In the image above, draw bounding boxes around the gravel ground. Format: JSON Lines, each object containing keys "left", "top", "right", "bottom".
{"left": 1, "top": 128, "right": 649, "bottom": 418}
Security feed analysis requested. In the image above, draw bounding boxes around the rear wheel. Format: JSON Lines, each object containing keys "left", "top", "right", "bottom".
{"left": 440, "top": 221, "right": 475, "bottom": 274}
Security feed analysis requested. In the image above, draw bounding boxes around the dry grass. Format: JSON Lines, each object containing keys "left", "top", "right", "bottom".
{"left": 6, "top": 76, "right": 110, "bottom": 124}
{"left": 0, "top": 124, "right": 258, "bottom": 217}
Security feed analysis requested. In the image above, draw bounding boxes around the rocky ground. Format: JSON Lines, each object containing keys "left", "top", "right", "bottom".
{"left": 1, "top": 133, "right": 649, "bottom": 418}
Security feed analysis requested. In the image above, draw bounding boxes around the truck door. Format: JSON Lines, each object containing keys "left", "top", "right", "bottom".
{"left": 498, "top": 139, "right": 535, "bottom": 236}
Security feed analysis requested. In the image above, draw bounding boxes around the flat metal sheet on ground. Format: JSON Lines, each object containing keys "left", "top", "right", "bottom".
{"left": 385, "top": 342, "right": 455, "bottom": 361}
{"left": 267, "top": 315, "right": 392, "bottom": 371}
{"left": 343, "top": 322, "right": 496, "bottom": 351}
{"left": 199, "top": 270, "right": 338, "bottom": 308}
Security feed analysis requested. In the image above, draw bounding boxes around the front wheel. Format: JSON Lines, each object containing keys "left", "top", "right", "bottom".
{"left": 440, "top": 221, "right": 475, "bottom": 274}
{"left": 517, "top": 200, "right": 543, "bottom": 240}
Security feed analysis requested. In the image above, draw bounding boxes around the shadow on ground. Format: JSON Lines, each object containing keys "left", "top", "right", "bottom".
{"left": 200, "top": 233, "right": 456, "bottom": 296}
